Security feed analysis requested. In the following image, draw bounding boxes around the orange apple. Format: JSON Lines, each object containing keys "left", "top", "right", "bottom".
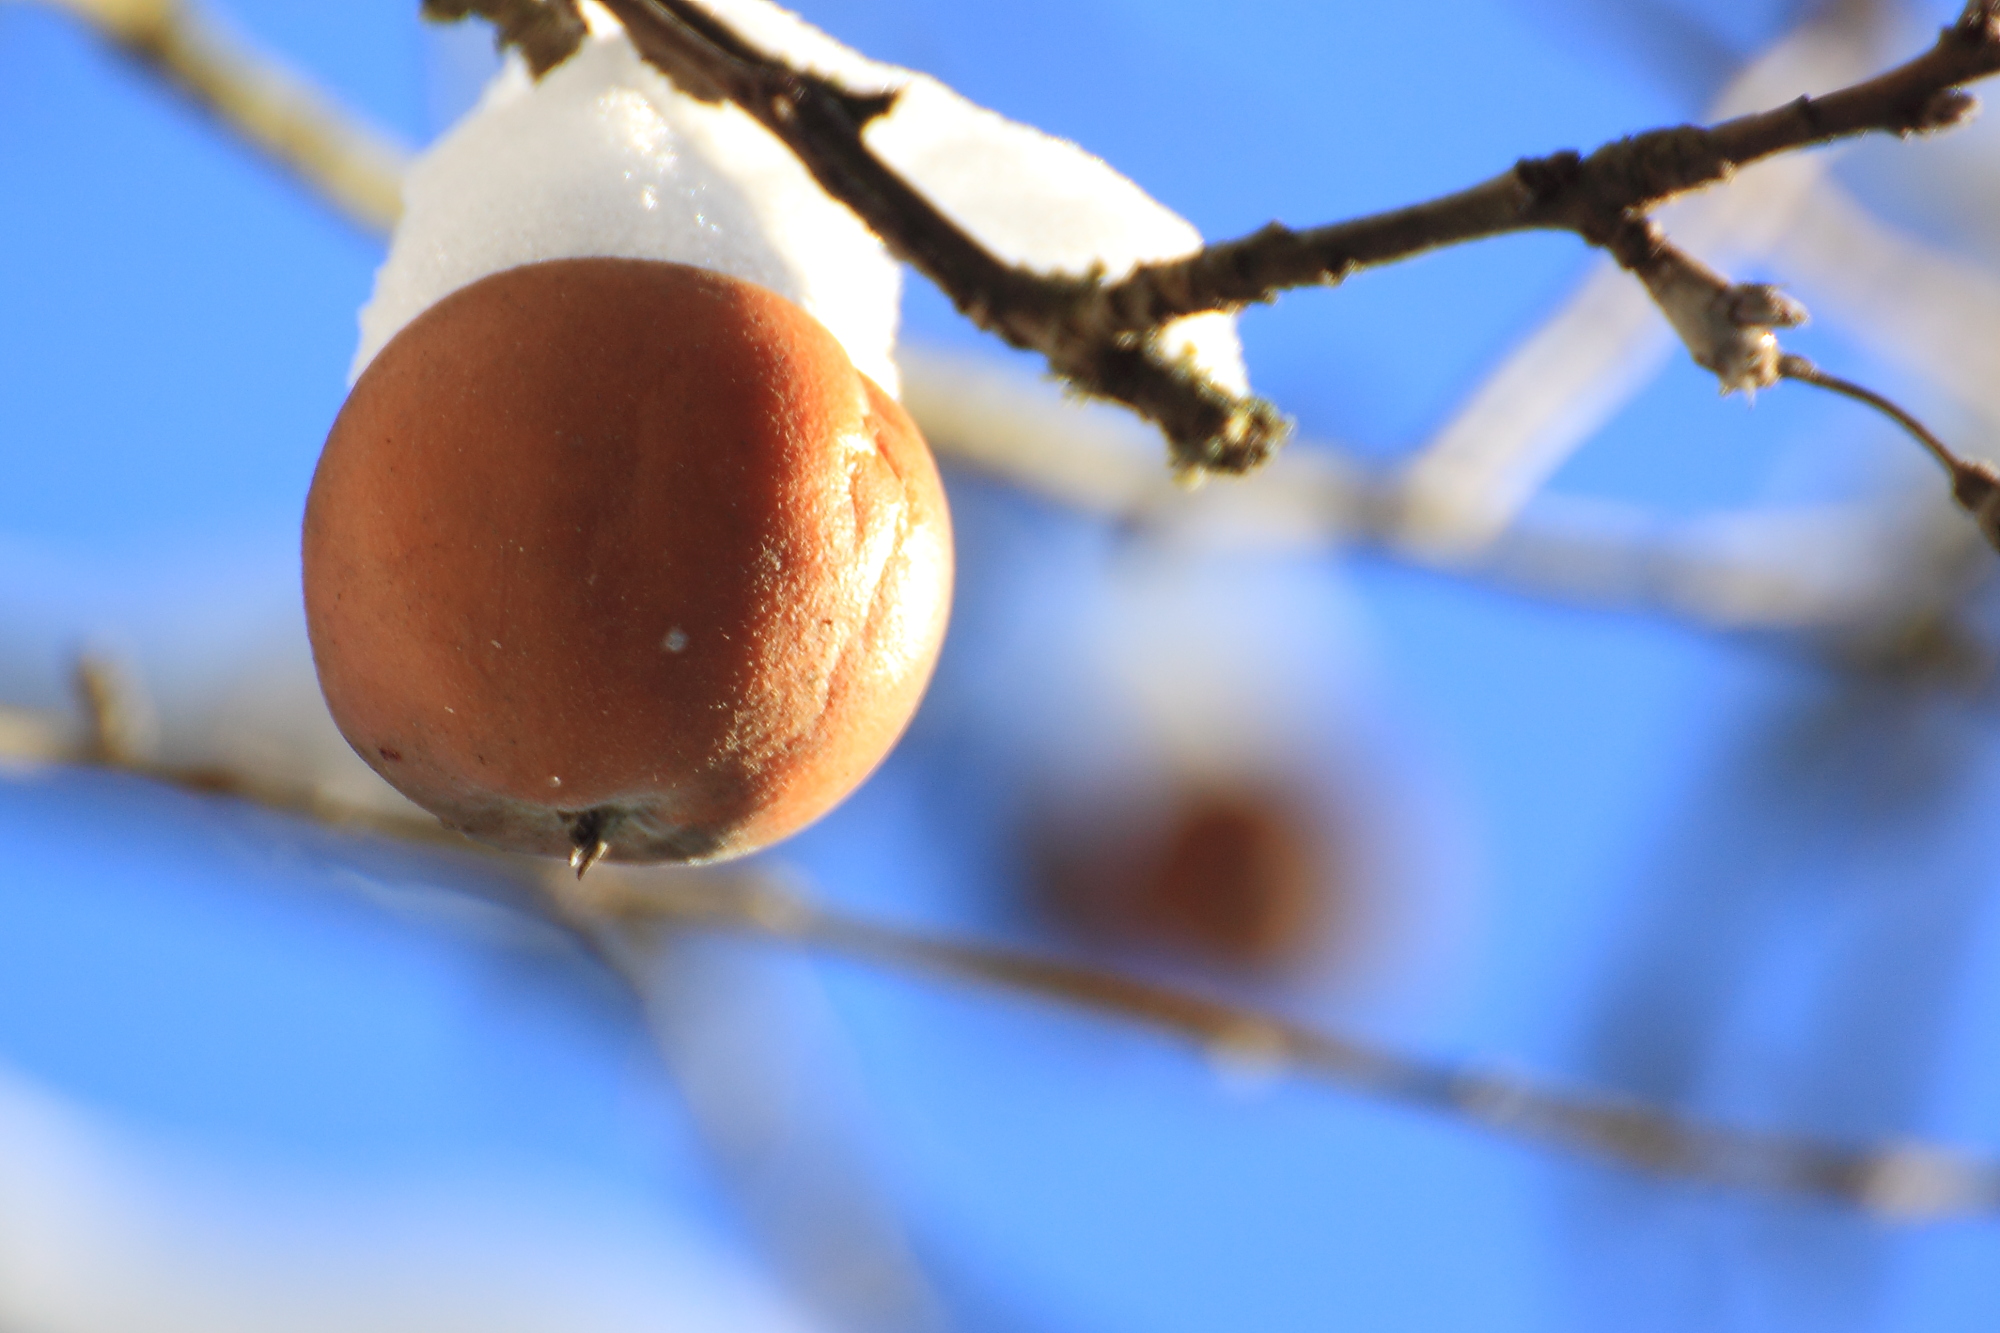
{"left": 304, "top": 258, "right": 952, "bottom": 869}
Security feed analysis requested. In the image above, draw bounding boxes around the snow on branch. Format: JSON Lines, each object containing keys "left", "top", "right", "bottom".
{"left": 568, "top": 1, "right": 1992, "bottom": 459}
{"left": 579, "top": 0, "right": 1281, "bottom": 477}
{"left": 480, "top": 0, "right": 2000, "bottom": 540}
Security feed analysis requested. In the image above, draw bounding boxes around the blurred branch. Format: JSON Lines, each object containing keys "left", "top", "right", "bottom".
{"left": 6, "top": 686, "right": 952, "bottom": 1328}
{"left": 3, "top": 702, "right": 1997, "bottom": 1220}
{"left": 562, "top": 868, "right": 2000, "bottom": 1220}
{"left": 903, "top": 348, "right": 1986, "bottom": 654}
{"left": 1780, "top": 174, "right": 2000, "bottom": 432}
{"left": 1396, "top": 12, "right": 1878, "bottom": 554}
{"left": 582, "top": 924, "right": 953, "bottom": 1333}
{"left": 28, "top": 0, "right": 410, "bottom": 233}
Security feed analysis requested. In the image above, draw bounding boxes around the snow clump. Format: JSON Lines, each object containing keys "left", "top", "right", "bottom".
{"left": 355, "top": 0, "right": 1247, "bottom": 399}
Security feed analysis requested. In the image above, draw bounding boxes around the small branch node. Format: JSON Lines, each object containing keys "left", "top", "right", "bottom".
{"left": 1726, "top": 283, "right": 1810, "bottom": 330}
{"left": 1514, "top": 149, "right": 1583, "bottom": 204}
{"left": 1629, "top": 239, "right": 1801, "bottom": 396}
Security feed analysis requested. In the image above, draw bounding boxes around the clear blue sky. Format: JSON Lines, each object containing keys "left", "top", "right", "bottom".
{"left": 2, "top": 0, "right": 1997, "bottom": 1329}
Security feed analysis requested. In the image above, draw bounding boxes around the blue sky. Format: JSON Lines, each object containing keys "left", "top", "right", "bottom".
{"left": 3, "top": 0, "right": 1999, "bottom": 1329}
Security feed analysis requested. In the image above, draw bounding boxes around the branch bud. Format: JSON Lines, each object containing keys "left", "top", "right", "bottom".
{"left": 1634, "top": 246, "right": 1808, "bottom": 396}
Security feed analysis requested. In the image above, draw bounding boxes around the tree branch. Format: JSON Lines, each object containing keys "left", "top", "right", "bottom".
{"left": 3, "top": 701, "right": 1997, "bottom": 1220}
{"left": 574, "top": 0, "right": 1998, "bottom": 484}
{"left": 592, "top": 0, "right": 1291, "bottom": 475}
{"left": 556, "top": 863, "right": 2000, "bottom": 1219}
{"left": 1095, "top": 1, "right": 2000, "bottom": 328}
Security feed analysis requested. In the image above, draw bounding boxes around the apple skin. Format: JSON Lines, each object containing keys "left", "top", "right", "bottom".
{"left": 303, "top": 257, "right": 952, "bottom": 865}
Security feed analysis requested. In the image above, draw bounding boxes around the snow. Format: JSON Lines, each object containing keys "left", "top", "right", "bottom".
{"left": 864, "top": 74, "right": 1249, "bottom": 393}
{"left": 354, "top": 34, "right": 903, "bottom": 393}
{"left": 355, "top": 0, "right": 1248, "bottom": 400}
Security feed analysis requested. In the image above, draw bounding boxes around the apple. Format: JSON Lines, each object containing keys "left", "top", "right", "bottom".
{"left": 303, "top": 257, "right": 952, "bottom": 869}
{"left": 1034, "top": 779, "right": 1335, "bottom": 974}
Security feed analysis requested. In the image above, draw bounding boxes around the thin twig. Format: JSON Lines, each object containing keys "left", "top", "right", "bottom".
{"left": 1782, "top": 355, "right": 1964, "bottom": 472}
{"left": 1095, "top": 1, "right": 2000, "bottom": 329}
{"left": 1780, "top": 352, "right": 2000, "bottom": 550}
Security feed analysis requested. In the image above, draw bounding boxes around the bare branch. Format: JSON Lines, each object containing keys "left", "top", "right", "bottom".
{"left": 19, "top": 4, "right": 1984, "bottom": 651}
{"left": 594, "top": 0, "right": 1290, "bottom": 475}
{"left": 1095, "top": 2, "right": 2000, "bottom": 329}
{"left": 576, "top": 0, "right": 1998, "bottom": 481}
{"left": 44, "top": 0, "right": 2000, "bottom": 504}
{"left": 1392, "top": 7, "right": 1869, "bottom": 557}
{"left": 901, "top": 348, "right": 1969, "bottom": 645}
{"left": 4, "top": 703, "right": 1996, "bottom": 1221}
{"left": 32, "top": 0, "right": 410, "bottom": 234}
{"left": 1780, "top": 353, "right": 2000, "bottom": 551}
{"left": 551, "top": 866, "right": 2000, "bottom": 1220}
{"left": 30, "top": 0, "right": 1967, "bottom": 642}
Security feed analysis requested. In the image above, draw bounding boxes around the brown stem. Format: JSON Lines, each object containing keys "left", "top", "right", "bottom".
{"left": 1780, "top": 352, "right": 2000, "bottom": 552}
